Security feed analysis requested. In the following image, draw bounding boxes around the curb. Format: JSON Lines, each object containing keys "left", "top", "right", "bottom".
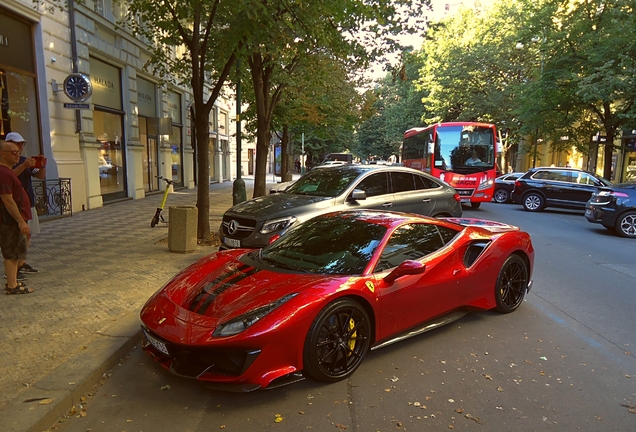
{"left": 3, "top": 313, "right": 143, "bottom": 432}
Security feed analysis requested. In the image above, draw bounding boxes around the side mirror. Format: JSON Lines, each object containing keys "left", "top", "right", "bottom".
{"left": 348, "top": 189, "right": 367, "bottom": 201}
{"left": 384, "top": 260, "right": 426, "bottom": 284}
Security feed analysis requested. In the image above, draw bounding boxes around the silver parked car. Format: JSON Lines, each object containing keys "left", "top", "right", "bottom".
{"left": 219, "top": 165, "right": 463, "bottom": 249}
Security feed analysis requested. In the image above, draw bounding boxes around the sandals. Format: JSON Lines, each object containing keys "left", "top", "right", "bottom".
{"left": 5, "top": 282, "right": 34, "bottom": 295}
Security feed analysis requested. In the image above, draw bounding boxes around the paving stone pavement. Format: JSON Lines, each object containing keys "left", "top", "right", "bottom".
{"left": 0, "top": 177, "right": 284, "bottom": 430}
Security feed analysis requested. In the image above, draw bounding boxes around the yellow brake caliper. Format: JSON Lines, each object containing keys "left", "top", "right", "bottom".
{"left": 348, "top": 318, "right": 356, "bottom": 354}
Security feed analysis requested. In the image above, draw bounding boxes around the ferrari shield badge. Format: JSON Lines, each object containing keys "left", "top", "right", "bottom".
{"left": 365, "top": 281, "right": 375, "bottom": 293}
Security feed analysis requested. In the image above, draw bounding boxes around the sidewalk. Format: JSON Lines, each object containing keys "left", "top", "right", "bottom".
{"left": 0, "top": 177, "right": 287, "bottom": 432}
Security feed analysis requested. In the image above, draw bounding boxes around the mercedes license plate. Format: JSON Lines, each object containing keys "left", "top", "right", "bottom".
{"left": 224, "top": 237, "right": 241, "bottom": 248}
{"left": 145, "top": 331, "right": 169, "bottom": 355}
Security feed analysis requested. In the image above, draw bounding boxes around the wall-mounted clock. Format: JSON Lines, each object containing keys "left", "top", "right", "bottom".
{"left": 63, "top": 73, "right": 93, "bottom": 101}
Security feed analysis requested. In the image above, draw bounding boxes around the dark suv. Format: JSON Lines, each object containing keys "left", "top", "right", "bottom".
{"left": 511, "top": 167, "right": 611, "bottom": 212}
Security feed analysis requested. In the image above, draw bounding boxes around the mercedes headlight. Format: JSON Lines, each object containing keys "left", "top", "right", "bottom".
{"left": 213, "top": 293, "right": 298, "bottom": 337}
{"left": 260, "top": 216, "right": 297, "bottom": 234}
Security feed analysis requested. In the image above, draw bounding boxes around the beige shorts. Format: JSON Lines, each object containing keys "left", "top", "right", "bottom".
{"left": 28, "top": 207, "right": 40, "bottom": 235}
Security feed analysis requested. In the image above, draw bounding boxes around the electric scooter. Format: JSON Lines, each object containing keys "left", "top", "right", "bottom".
{"left": 151, "top": 176, "right": 174, "bottom": 227}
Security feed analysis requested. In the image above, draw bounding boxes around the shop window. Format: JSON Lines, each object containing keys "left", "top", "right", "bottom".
{"left": 94, "top": 110, "right": 126, "bottom": 199}
{"left": 0, "top": 69, "right": 41, "bottom": 156}
{"left": 168, "top": 125, "right": 182, "bottom": 185}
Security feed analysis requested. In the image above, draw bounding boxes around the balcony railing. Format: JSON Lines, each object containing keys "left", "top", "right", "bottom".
{"left": 33, "top": 178, "right": 72, "bottom": 220}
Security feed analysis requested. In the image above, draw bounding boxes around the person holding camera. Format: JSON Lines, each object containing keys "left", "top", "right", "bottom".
{"left": 6, "top": 132, "right": 46, "bottom": 277}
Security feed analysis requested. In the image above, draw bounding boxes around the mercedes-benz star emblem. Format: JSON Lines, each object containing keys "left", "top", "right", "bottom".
{"left": 228, "top": 220, "right": 239, "bottom": 235}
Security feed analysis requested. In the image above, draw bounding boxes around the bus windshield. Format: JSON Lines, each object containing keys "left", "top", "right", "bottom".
{"left": 435, "top": 125, "right": 495, "bottom": 172}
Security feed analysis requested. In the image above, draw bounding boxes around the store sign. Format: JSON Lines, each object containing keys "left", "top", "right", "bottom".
{"left": 166, "top": 91, "right": 181, "bottom": 124}
{"left": 90, "top": 58, "right": 122, "bottom": 109}
{"left": 64, "top": 103, "right": 90, "bottom": 109}
{"left": 0, "top": 14, "right": 34, "bottom": 72}
{"left": 137, "top": 78, "right": 156, "bottom": 117}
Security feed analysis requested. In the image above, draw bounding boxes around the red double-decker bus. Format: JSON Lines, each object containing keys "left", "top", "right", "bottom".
{"left": 402, "top": 122, "right": 499, "bottom": 208}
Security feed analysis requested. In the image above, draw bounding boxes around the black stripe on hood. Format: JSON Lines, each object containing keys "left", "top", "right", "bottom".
{"left": 188, "top": 264, "right": 260, "bottom": 314}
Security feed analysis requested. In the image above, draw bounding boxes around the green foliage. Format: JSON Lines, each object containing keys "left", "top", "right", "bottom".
{"left": 237, "top": 0, "right": 431, "bottom": 196}
{"left": 364, "top": 0, "right": 636, "bottom": 178}
{"left": 354, "top": 49, "right": 428, "bottom": 161}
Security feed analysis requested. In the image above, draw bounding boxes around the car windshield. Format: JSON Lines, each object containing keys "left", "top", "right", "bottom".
{"left": 285, "top": 167, "right": 363, "bottom": 197}
{"left": 258, "top": 215, "right": 387, "bottom": 275}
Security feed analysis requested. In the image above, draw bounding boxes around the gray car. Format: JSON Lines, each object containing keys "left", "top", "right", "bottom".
{"left": 219, "top": 165, "right": 462, "bottom": 249}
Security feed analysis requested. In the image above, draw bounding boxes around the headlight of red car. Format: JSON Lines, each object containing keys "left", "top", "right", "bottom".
{"left": 212, "top": 293, "right": 298, "bottom": 337}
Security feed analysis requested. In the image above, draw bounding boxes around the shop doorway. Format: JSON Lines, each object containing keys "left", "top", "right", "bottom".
{"left": 139, "top": 117, "right": 159, "bottom": 192}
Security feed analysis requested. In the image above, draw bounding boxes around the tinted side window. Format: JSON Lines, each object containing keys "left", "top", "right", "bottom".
{"left": 391, "top": 172, "right": 416, "bottom": 193}
{"left": 356, "top": 173, "right": 389, "bottom": 197}
{"left": 414, "top": 174, "right": 439, "bottom": 190}
{"left": 533, "top": 170, "right": 568, "bottom": 182}
{"left": 575, "top": 173, "right": 594, "bottom": 185}
{"left": 532, "top": 170, "right": 551, "bottom": 180}
{"left": 375, "top": 224, "right": 451, "bottom": 272}
{"left": 438, "top": 226, "right": 460, "bottom": 243}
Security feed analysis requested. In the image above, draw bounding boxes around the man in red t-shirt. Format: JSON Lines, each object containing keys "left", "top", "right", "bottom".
{"left": 0, "top": 140, "right": 34, "bottom": 294}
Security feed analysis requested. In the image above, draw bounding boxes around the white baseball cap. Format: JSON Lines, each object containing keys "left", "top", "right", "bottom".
{"left": 5, "top": 132, "right": 26, "bottom": 143}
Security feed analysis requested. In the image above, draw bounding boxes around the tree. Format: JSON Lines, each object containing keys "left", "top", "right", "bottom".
{"left": 243, "top": 0, "right": 431, "bottom": 197}
{"left": 417, "top": 0, "right": 539, "bottom": 166}
{"left": 123, "top": 0, "right": 258, "bottom": 240}
{"left": 533, "top": 0, "right": 636, "bottom": 179}
{"left": 272, "top": 53, "right": 365, "bottom": 174}
{"left": 354, "top": 48, "right": 429, "bottom": 161}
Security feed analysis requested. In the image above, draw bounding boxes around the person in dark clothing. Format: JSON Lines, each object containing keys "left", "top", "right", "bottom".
{"left": 0, "top": 140, "right": 34, "bottom": 294}
{"left": 6, "top": 132, "right": 45, "bottom": 275}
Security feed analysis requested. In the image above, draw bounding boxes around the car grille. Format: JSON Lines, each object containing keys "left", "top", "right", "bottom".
{"left": 142, "top": 327, "right": 260, "bottom": 378}
{"left": 221, "top": 215, "right": 256, "bottom": 240}
{"left": 456, "top": 189, "right": 475, "bottom": 197}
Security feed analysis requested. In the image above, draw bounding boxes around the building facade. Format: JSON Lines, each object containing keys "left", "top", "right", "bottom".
{"left": 1, "top": 0, "right": 254, "bottom": 216}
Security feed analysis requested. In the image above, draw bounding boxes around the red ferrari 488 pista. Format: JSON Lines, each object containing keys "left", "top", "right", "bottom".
{"left": 140, "top": 210, "right": 534, "bottom": 391}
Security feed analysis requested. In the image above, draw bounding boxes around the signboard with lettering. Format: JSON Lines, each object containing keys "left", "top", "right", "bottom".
{"left": 166, "top": 91, "right": 181, "bottom": 124}
{"left": 63, "top": 103, "right": 90, "bottom": 109}
{"left": 137, "top": 78, "right": 156, "bottom": 117}
{"left": 90, "top": 58, "right": 122, "bottom": 109}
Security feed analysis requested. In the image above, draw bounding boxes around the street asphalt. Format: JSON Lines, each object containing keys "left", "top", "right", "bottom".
{"left": 0, "top": 176, "right": 293, "bottom": 432}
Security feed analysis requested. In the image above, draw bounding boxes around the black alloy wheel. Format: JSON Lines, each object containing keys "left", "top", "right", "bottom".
{"left": 522, "top": 193, "right": 545, "bottom": 212}
{"left": 494, "top": 189, "right": 509, "bottom": 203}
{"left": 303, "top": 299, "right": 371, "bottom": 382}
{"left": 494, "top": 254, "right": 529, "bottom": 313}
{"left": 615, "top": 211, "right": 636, "bottom": 238}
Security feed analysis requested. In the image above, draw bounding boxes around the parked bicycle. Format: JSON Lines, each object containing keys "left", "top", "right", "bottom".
{"left": 151, "top": 176, "right": 174, "bottom": 227}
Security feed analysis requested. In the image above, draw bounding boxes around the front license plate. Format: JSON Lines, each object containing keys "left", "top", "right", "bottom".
{"left": 144, "top": 331, "right": 169, "bottom": 355}
{"left": 460, "top": 198, "right": 471, "bottom": 203}
{"left": 224, "top": 237, "right": 241, "bottom": 248}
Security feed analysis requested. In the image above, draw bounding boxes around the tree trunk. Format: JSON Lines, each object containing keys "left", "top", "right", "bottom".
{"left": 281, "top": 125, "right": 291, "bottom": 181}
{"left": 194, "top": 106, "right": 212, "bottom": 240}
{"left": 250, "top": 53, "right": 273, "bottom": 198}
{"left": 603, "top": 128, "right": 615, "bottom": 180}
{"left": 253, "top": 125, "right": 270, "bottom": 198}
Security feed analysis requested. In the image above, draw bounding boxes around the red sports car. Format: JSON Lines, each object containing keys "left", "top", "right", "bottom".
{"left": 140, "top": 210, "right": 534, "bottom": 391}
